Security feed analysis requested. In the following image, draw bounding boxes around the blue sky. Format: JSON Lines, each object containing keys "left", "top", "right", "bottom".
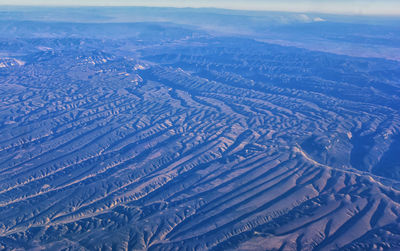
{"left": 0, "top": 0, "right": 399, "bottom": 16}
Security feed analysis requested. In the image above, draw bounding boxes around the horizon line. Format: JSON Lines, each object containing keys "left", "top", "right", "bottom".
{"left": 0, "top": 1, "right": 400, "bottom": 17}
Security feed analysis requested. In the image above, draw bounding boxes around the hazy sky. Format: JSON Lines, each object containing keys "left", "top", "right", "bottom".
{"left": 0, "top": 0, "right": 400, "bottom": 16}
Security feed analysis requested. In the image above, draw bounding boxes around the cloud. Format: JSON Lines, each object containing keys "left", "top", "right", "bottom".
{"left": 297, "top": 14, "right": 312, "bottom": 22}
{"left": 293, "top": 14, "right": 326, "bottom": 23}
{"left": 313, "top": 17, "right": 326, "bottom": 22}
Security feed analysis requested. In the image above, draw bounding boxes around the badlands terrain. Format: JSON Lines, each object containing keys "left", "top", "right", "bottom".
{"left": 0, "top": 7, "right": 400, "bottom": 250}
